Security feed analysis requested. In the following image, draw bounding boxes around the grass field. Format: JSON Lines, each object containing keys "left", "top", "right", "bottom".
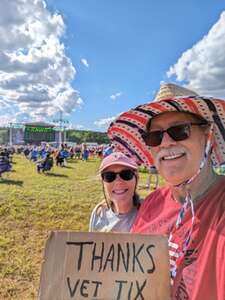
{"left": 0, "top": 154, "right": 161, "bottom": 299}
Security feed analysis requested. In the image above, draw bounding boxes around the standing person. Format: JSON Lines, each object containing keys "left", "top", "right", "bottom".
{"left": 108, "top": 83, "right": 225, "bottom": 300}
{"left": 146, "top": 165, "right": 159, "bottom": 190}
{"left": 103, "top": 144, "right": 114, "bottom": 158}
{"left": 55, "top": 149, "right": 65, "bottom": 166}
{"left": 89, "top": 152, "right": 141, "bottom": 232}
{"left": 81, "top": 143, "right": 89, "bottom": 161}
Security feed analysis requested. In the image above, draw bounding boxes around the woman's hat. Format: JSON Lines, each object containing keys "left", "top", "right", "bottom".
{"left": 108, "top": 83, "right": 225, "bottom": 168}
{"left": 99, "top": 151, "right": 138, "bottom": 173}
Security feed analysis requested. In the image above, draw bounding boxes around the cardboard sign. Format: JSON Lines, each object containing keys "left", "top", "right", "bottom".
{"left": 39, "top": 231, "right": 171, "bottom": 300}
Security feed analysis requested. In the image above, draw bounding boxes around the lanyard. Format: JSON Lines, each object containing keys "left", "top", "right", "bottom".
{"left": 169, "top": 124, "right": 214, "bottom": 283}
{"left": 169, "top": 190, "right": 195, "bottom": 282}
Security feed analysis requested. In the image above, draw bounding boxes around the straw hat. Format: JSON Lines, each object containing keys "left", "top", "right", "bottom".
{"left": 153, "top": 83, "right": 198, "bottom": 101}
{"left": 108, "top": 83, "right": 225, "bottom": 168}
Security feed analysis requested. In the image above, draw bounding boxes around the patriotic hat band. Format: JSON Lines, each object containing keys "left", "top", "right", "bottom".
{"left": 108, "top": 95, "right": 225, "bottom": 168}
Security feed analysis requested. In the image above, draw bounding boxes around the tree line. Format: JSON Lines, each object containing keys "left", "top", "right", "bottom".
{"left": 67, "top": 130, "right": 110, "bottom": 144}
{"left": 0, "top": 128, "right": 110, "bottom": 145}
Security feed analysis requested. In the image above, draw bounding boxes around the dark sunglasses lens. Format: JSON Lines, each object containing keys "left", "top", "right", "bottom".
{"left": 101, "top": 170, "right": 134, "bottom": 182}
{"left": 102, "top": 172, "right": 116, "bottom": 182}
{"left": 148, "top": 131, "right": 163, "bottom": 146}
{"left": 143, "top": 131, "right": 163, "bottom": 147}
{"left": 119, "top": 170, "right": 134, "bottom": 180}
{"left": 168, "top": 124, "right": 190, "bottom": 141}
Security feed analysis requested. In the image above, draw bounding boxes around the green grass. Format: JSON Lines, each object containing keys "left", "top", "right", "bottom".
{"left": 0, "top": 155, "right": 162, "bottom": 299}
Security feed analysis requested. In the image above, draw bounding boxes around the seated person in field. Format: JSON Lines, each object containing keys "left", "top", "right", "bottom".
{"left": 69, "top": 147, "right": 75, "bottom": 159}
{"left": 89, "top": 152, "right": 142, "bottom": 232}
{"left": 61, "top": 148, "right": 69, "bottom": 161}
{"left": 0, "top": 151, "right": 12, "bottom": 176}
{"left": 23, "top": 147, "right": 30, "bottom": 159}
{"left": 30, "top": 148, "right": 39, "bottom": 162}
{"left": 74, "top": 146, "right": 81, "bottom": 159}
{"left": 40, "top": 148, "right": 48, "bottom": 159}
{"left": 96, "top": 146, "right": 103, "bottom": 159}
{"left": 55, "top": 149, "right": 65, "bottom": 166}
{"left": 37, "top": 153, "right": 53, "bottom": 173}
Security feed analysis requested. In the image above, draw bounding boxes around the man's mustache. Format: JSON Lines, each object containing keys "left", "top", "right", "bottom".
{"left": 153, "top": 147, "right": 187, "bottom": 166}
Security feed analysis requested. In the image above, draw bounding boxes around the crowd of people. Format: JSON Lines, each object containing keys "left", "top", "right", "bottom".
{"left": 0, "top": 143, "right": 117, "bottom": 176}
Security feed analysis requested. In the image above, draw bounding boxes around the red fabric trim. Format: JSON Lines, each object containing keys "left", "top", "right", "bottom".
{"left": 183, "top": 99, "right": 201, "bottom": 114}
{"left": 144, "top": 102, "right": 169, "bottom": 111}
{"left": 122, "top": 112, "right": 147, "bottom": 125}
{"left": 108, "top": 126, "right": 154, "bottom": 165}
{"left": 216, "top": 99, "right": 225, "bottom": 111}
{"left": 213, "top": 141, "right": 221, "bottom": 164}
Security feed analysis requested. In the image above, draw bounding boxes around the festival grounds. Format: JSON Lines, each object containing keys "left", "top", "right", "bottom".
{"left": 0, "top": 154, "right": 157, "bottom": 299}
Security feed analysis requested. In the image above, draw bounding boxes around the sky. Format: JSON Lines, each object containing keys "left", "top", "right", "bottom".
{"left": 0, "top": 0, "right": 225, "bottom": 132}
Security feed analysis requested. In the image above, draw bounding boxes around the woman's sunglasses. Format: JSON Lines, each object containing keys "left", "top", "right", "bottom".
{"left": 142, "top": 122, "right": 208, "bottom": 147}
{"left": 101, "top": 169, "right": 135, "bottom": 183}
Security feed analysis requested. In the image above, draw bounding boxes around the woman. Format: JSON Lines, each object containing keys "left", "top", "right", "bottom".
{"left": 89, "top": 151, "right": 141, "bottom": 232}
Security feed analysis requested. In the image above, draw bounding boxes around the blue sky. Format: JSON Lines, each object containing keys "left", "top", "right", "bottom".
{"left": 0, "top": 1, "right": 225, "bottom": 131}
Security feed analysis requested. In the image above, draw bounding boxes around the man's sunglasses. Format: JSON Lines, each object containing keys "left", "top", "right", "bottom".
{"left": 142, "top": 122, "right": 208, "bottom": 147}
{"left": 101, "top": 169, "right": 135, "bottom": 183}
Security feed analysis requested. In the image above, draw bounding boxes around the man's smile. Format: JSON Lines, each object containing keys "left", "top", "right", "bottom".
{"left": 161, "top": 153, "right": 185, "bottom": 161}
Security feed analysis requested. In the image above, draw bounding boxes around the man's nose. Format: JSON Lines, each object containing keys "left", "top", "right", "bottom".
{"left": 160, "top": 131, "right": 177, "bottom": 147}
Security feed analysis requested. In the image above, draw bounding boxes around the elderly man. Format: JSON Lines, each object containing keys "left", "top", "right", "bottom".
{"left": 108, "top": 83, "right": 225, "bottom": 300}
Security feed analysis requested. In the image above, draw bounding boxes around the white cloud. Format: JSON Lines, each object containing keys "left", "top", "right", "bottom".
{"left": 94, "top": 116, "right": 116, "bottom": 129}
{"left": 110, "top": 92, "right": 122, "bottom": 100}
{"left": 76, "top": 97, "right": 84, "bottom": 107}
{"left": 81, "top": 58, "right": 89, "bottom": 68}
{"left": 167, "top": 11, "right": 225, "bottom": 98}
{"left": 0, "top": 114, "right": 17, "bottom": 127}
{"left": 74, "top": 124, "right": 85, "bottom": 130}
{"left": 0, "top": 0, "right": 83, "bottom": 126}
{"left": 65, "top": 123, "right": 84, "bottom": 130}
